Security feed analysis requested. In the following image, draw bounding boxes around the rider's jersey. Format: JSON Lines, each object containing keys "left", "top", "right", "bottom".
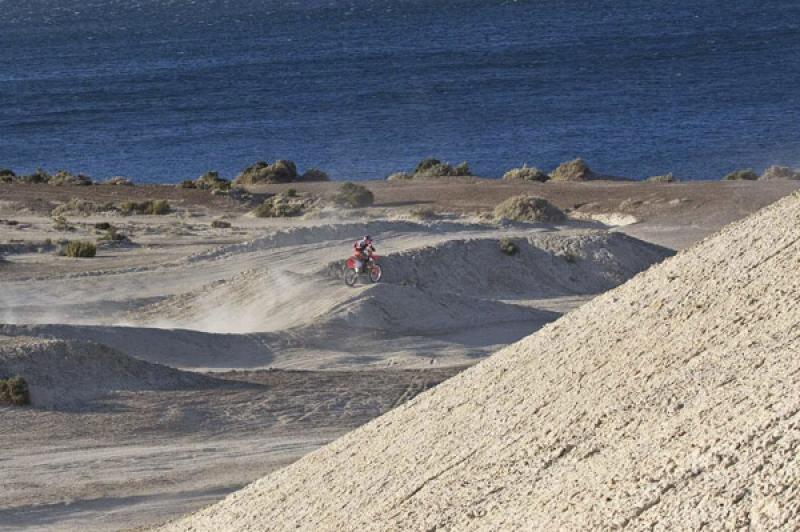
{"left": 354, "top": 238, "right": 373, "bottom": 254}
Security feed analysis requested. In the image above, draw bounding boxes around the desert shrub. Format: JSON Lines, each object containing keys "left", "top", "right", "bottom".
{"left": 502, "top": 165, "right": 549, "bottom": 182}
{"left": 386, "top": 172, "right": 411, "bottom": 181}
{"left": 19, "top": 169, "right": 50, "bottom": 184}
{"left": 195, "top": 171, "right": 231, "bottom": 191}
{"left": 234, "top": 160, "right": 298, "bottom": 185}
{"left": 52, "top": 197, "right": 114, "bottom": 216}
{"left": 47, "top": 170, "right": 93, "bottom": 186}
{"left": 148, "top": 199, "right": 170, "bottom": 214}
{"left": 454, "top": 162, "right": 470, "bottom": 175}
{"left": 0, "top": 169, "right": 15, "bottom": 182}
{"left": 0, "top": 376, "right": 30, "bottom": 406}
{"left": 179, "top": 179, "right": 197, "bottom": 189}
{"left": 299, "top": 168, "right": 330, "bottom": 182}
{"left": 759, "top": 165, "right": 800, "bottom": 180}
{"left": 562, "top": 250, "right": 579, "bottom": 263}
{"left": 211, "top": 219, "right": 232, "bottom": 228}
{"left": 98, "top": 226, "right": 128, "bottom": 242}
{"left": 410, "top": 206, "right": 440, "bottom": 220}
{"left": 411, "top": 158, "right": 471, "bottom": 179}
{"left": 493, "top": 195, "right": 566, "bottom": 223}
{"left": 722, "top": 168, "right": 758, "bottom": 181}
{"left": 499, "top": 237, "right": 519, "bottom": 256}
{"left": 333, "top": 182, "right": 374, "bottom": 208}
{"left": 103, "top": 176, "right": 134, "bottom": 186}
{"left": 286, "top": 188, "right": 298, "bottom": 197}
{"left": 646, "top": 173, "right": 678, "bottom": 183}
{"left": 118, "top": 199, "right": 170, "bottom": 215}
{"left": 252, "top": 195, "right": 308, "bottom": 217}
{"left": 51, "top": 215, "right": 74, "bottom": 231}
{"left": 63, "top": 240, "right": 97, "bottom": 258}
{"left": 549, "top": 158, "right": 596, "bottom": 181}
{"left": 94, "top": 222, "right": 112, "bottom": 231}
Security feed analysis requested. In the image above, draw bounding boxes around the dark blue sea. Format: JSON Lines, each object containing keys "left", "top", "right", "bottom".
{"left": 1, "top": 0, "right": 799, "bottom": 183}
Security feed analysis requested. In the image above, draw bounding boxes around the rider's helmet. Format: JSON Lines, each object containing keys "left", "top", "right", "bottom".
{"left": 363, "top": 235, "right": 372, "bottom": 243}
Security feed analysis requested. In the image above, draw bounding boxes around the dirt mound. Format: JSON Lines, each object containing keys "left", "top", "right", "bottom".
{"left": 0, "top": 336, "right": 212, "bottom": 408}
{"left": 0, "top": 324, "right": 274, "bottom": 370}
{"left": 354, "top": 233, "right": 672, "bottom": 298}
{"left": 163, "top": 192, "right": 800, "bottom": 531}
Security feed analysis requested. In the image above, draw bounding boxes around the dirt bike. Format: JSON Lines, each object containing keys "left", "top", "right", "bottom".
{"left": 344, "top": 255, "right": 382, "bottom": 286}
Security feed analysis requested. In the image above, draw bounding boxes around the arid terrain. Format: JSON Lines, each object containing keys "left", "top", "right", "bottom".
{"left": 1, "top": 178, "right": 798, "bottom": 531}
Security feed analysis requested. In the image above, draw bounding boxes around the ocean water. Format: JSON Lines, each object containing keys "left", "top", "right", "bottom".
{"left": 1, "top": 0, "right": 799, "bottom": 183}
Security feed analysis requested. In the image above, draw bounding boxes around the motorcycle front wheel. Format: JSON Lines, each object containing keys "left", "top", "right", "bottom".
{"left": 344, "top": 268, "right": 359, "bottom": 286}
{"left": 369, "top": 264, "right": 382, "bottom": 283}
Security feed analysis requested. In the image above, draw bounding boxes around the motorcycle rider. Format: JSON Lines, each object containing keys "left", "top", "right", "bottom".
{"left": 353, "top": 235, "right": 375, "bottom": 272}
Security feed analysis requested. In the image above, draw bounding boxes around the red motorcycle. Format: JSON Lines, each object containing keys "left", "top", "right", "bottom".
{"left": 344, "top": 255, "right": 382, "bottom": 286}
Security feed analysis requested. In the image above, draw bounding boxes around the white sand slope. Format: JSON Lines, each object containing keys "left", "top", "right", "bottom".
{"left": 161, "top": 193, "right": 800, "bottom": 530}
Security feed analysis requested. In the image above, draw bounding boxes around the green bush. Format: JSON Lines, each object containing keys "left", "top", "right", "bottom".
{"left": 0, "top": 376, "right": 30, "bottom": 406}
{"left": 211, "top": 219, "right": 232, "bottom": 228}
{"left": 722, "top": 168, "right": 758, "bottom": 181}
{"left": 333, "top": 182, "right": 374, "bottom": 208}
{"left": 286, "top": 188, "right": 298, "bottom": 197}
{"left": 499, "top": 237, "right": 519, "bottom": 256}
{"left": 63, "top": 240, "right": 97, "bottom": 258}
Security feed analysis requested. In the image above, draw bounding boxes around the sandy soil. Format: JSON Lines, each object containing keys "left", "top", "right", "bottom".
{"left": 159, "top": 191, "right": 800, "bottom": 531}
{"left": 1, "top": 179, "right": 797, "bottom": 531}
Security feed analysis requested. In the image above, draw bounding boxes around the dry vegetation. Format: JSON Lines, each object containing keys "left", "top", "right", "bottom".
{"left": 502, "top": 165, "right": 549, "bottom": 182}
{"left": 333, "top": 183, "right": 374, "bottom": 208}
{"left": 62, "top": 240, "right": 97, "bottom": 258}
{"left": 493, "top": 194, "right": 566, "bottom": 223}
{"left": 0, "top": 376, "right": 30, "bottom": 406}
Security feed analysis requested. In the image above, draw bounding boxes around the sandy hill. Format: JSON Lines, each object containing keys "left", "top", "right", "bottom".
{"left": 140, "top": 231, "right": 670, "bottom": 336}
{"left": 161, "top": 192, "right": 800, "bottom": 531}
{"left": 0, "top": 336, "right": 213, "bottom": 408}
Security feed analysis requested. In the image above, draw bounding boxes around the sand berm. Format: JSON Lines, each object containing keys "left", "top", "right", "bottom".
{"left": 161, "top": 192, "right": 800, "bottom": 530}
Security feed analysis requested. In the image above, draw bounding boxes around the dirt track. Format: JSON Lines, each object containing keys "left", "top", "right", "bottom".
{"left": 159, "top": 192, "right": 800, "bottom": 531}
{"left": 1, "top": 179, "right": 798, "bottom": 530}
